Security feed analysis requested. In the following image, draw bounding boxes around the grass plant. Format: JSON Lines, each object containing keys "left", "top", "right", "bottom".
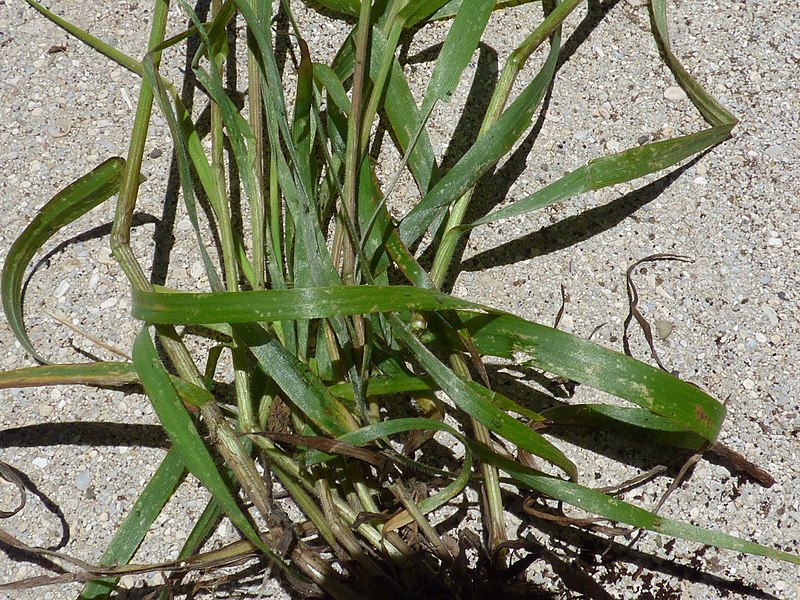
{"left": 1, "top": 0, "right": 796, "bottom": 597}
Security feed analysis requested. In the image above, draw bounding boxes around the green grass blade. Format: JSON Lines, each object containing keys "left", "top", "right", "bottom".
{"left": 0, "top": 362, "right": 139, "bottom": 389}
{"left": 452, "top": 313, "right": 725, "bottom": 443}
{"left": 0, "top": 361, "right": 214, "bottom": 410}
{"left": 419, "top": 0, "right": 494, "bottom": 115}
{"left": 427, "top": 0, "right": 540, "bottom": 23}
{"left": 332, "top": 27, "right": 440, "bottom": 195}
{"left": 141, "top": 56, "right": 226, "bottom": 291}
{"left": 399, "top": 29, "right": 560, "bottom": 246}
{"left": 1, "top": 158, "right": 125, "bottom": 363}
{"left": 310, "top": 0, "right": 360, "bottom": 18}
{"left": 495, "top": 458, "right": 800, "bottom": 566}
{"left": 468, "top": 125, "right": 735, "bottom": 228}
{"left": 234, "top": 0, "right": 336, "bottom": 282}
{"left": 396, "top": 0, "right": 451, "bottom": 29}
{"left": 327, "top": 374, "right": 438, "bottom": 400}
{"left": 389, "top": 315, "right": 578, "bottom": 479}
{"left": 131, "top": 326, "right": 287, "bottom": 566}
{"left": 78, "top": 447, "right": 185, "bottom": 599}
{"left": 232, "top": 322, "right": 358, "bottom": 436}
{"left": 542, "top": 404, "right": 708, "bottom": 450}
{"left": 292, "top": 38, "right": 315, "bottom": 197}
{"left": 131, "top": 285, "right": 486, "bottom": 324}
{"left": 650, "top": 0, "right": 737, "bottom": 127}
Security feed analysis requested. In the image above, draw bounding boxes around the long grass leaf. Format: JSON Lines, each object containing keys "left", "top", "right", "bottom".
{"left": 495, "top": 456, "right": 800, "bottom": 566}
{"left": 389, "top": 315, "right": 578, "bottom": 479}
{"left": 332, "top": 27, "right": 440, "bottom": 195}
{"left": 419, "top": 0, "right": 494, "bottom": 115}
{"left": 650, "top": 0, "right": 736, "bottom": 126}
{"left": 468, "top": 125, "right": 735, "bottom": 228}
{"left": 450, "top": 313, "right": 725, "bottom": 442}
{"left": 131, "top": 285, "right": 486, "bottom": 324}
{"left": 0, "top": 362, "right": 138, "bottom": 389}
{"left": 78, "top": 448, "right": 185, "bottom": 599}
{"left": 1, "top": 158, "right": 125, "bottom": 363}
{"left": 131, "top": 326, "right": 288, "bottom": 567}
{"left": 233, "top": 322, "right": 358, "bottom": 436}
{"left": 427, "top": 0, "right": 540, "bottom": 23}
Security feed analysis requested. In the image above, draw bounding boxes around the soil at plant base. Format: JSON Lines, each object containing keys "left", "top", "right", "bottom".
{"left": 1, "top": 1, "right": 798, "bottom": 598}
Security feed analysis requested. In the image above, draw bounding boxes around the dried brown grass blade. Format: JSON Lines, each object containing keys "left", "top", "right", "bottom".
{"left": 623, "top": 253, "right": 692, "bottom": 371}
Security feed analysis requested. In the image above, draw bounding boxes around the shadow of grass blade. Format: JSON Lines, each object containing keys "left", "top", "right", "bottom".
{"left": 1, "top": 158, "right": 125, "bottom": 364}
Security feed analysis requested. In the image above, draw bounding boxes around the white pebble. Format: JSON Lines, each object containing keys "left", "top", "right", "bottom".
{"left": 32, "top": 457, "right": 49, "bottom": 469}
{"left": 742, "top": 378, "right": 755, "bottom": 390}
{"left": 46, "top": 118, "right": 72, "bottom": 138}
{"left": 75, "top": 470, "right": 92, "bottom": 491}
{"left": 765, "top": 144, "right": 784, "bottom": 160}
{"left": 55, "top": 280, "right": 70, "bottom": 299}
{"left": 762, "top": 305, "right": 779, "bottom": 326}
{"left": 767, "top": 237, "right": 783, "bottom": 248}
{"left": 37, "top": 404, "right": 55, "bottom": 417}
{"left": 190, "top": 261, "right": 205, "bottom": 279}
{"left": 664, "top": 85, "right": 687, "bottom": 102}
{"left": 755, "top": 332, "right": 767, "bottom": 343}
{"left": 100, "top": 297, "right": 117, "bottom": 309}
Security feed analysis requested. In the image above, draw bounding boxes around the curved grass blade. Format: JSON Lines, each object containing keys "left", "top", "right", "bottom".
{"left": 131, "top": 326, "right": 291, "bottom": 571}
{"left": 131, "top": 285, "right": 487, "bottom": 325}
{"left": 452, "top": 313, "right": 725, "bottom": 443}
{"left": 78, "top": 447, "right": 185, "bottom": 600}
{"left": 2, "top": 158, "right": 125, "bottom": 364}
{"left": 542, "top": 404, "right": 708, "bottom": 451}
{"left": 650, "top": 0, "right": 736, "bottom": 127}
